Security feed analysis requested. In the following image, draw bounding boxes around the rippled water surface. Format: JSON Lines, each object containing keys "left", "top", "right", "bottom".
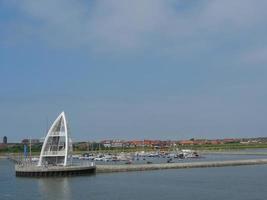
{"left": 1, "top": 154, "right": 267, "bottom": 200}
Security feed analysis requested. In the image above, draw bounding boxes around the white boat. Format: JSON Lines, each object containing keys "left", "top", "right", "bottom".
{"left": 181, "top": 149, "right": 199, "bottom": 158}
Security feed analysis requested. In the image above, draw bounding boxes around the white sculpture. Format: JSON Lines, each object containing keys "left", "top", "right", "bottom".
{"left": 38, "top": 112, "right": 72, "bottom": 166}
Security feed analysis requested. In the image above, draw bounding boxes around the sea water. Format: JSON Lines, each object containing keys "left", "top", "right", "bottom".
{"left": 1, "top": 157, "right": 267, "bottom": 200}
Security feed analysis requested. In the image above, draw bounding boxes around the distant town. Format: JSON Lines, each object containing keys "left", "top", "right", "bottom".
{"left": 1, "top": 136, "right": 267, "bottom": 153}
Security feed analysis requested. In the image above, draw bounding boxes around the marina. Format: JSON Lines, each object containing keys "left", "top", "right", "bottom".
{"left": 10, "top": 112, "right": 267, "bottom": 177}
{"left": 10, "top": 152, "right": 267, "bottom": 175}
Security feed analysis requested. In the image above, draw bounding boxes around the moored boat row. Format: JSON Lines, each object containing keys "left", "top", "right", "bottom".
{"left": 76, "top": 149, "right": 201, "bottom": 164}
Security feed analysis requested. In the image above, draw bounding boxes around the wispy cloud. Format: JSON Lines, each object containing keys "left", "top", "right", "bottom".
{"left": 2, "top": 0, "right": 267, "bottom": 59}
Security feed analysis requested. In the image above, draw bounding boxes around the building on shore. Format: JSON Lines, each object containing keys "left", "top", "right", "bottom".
{"left": 101, "top": 140, "right": 125, "bottom": 148}
{"left": 21, "top": 139, "right": 40, "bottom": 145}
{"left": 3, "top": 136, "right": 7, "bottom": 144}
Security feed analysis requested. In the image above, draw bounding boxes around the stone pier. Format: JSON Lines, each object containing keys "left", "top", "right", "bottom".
{"left": 96, "top": 159, "right": 267, "bottom": 173}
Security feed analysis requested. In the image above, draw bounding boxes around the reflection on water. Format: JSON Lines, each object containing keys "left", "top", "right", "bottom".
{"left": 37, "top": 178, "right": 71, "bottom": 200}
{"left": 37, "top": 177, "right": 72, "bottom": 200}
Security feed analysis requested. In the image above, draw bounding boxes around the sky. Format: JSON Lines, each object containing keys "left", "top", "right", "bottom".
{"left": 1, "top": 0, "right": 267, "bottom": 142}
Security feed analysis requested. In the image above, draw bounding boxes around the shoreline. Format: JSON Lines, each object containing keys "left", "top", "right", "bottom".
{"left": 2, "top": 147, "right": 267, "bottom": 156}
{"left": 199, "top": 150, "right": 267, "bottom": 156}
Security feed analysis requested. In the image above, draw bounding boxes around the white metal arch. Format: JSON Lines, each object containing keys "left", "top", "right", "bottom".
{"left": 38, "top": 112, "right": 71, "bottom": 166}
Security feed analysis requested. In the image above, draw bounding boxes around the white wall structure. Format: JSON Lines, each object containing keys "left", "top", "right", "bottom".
{"left": 38, "top": 112, "right": 72, "bottom": 166}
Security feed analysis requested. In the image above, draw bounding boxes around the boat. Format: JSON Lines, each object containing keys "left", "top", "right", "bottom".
{"left": 181, "top": 149, "right": 200, "bottom": 158}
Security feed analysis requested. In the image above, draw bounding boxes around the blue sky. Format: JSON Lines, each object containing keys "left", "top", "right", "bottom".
{"left": 1, "top": 0, "right": 267, "bottom": 142}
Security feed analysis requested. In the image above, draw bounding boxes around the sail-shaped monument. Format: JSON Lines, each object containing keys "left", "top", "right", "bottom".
{"left": 15, "top": 112, "right": 95, "bottom": 177}
{"left": 38, "top": 112, "right": 72, "bottom": 166}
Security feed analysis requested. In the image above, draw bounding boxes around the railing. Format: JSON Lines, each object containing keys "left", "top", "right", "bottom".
{"left": 42, "top": 150, "right": 65, "bottom": 156}
{"left": 49, "top": 131, "right": 66, "bottom": 136}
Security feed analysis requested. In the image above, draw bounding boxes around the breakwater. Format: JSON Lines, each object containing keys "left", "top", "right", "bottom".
{"left": 96, "top": 158, "right": 267, "bottom": 173}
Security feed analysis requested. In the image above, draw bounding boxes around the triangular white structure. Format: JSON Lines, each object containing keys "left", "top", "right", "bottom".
{"left": 38, "top": 112, "right": 72, "bottom": 166}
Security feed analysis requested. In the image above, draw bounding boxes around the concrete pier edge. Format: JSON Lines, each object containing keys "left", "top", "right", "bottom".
{"left": 15, "top": 165, "right": 96, "bottom": 177}
{"left": 96, "top": 159, "right": 267, "bottom": 173}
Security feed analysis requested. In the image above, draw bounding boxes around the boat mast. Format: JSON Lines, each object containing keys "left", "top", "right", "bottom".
{"left": 29, "top": 137, "right": 32, "bottom": 163}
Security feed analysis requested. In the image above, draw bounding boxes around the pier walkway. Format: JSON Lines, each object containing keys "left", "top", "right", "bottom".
{"left": 96, "top": 158, "right": 267, "bottom": 173}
